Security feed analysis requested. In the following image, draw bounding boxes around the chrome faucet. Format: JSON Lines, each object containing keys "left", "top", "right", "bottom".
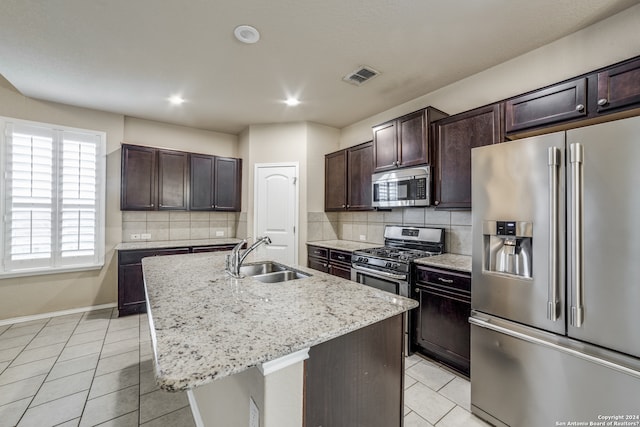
{"left": 226, "top": 236, "right": 272, "bottom": 277}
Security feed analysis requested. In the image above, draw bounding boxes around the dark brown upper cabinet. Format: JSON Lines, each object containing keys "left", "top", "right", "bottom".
{"left": 190, "top": 154, "right": 242, "bottom": 211}
{"left": 189, "top": 154, "right": 216, "bottom": 210}
{"left": 190, "top": 155, "right": 242, "bottom": 211}
{"left": 122, "top": 144, "right": 241, "bottom": 212}
{"left": 372, "top": 107, "right": 448, "bottom": 172}
{"left": 325, "top": 141, "right": 373, "bottom": 211}
{"left": 505, "top": 56, "right": 640, "bottom": 138}
{"left": 596, "top": 57, "right": 640, "bottom": 113}
{"left": 434, "top": 104, "right": 503, "bottom": 210}
{"left": 158, "top": 149, "right": 189, "bottom": 210}
{"left": 121, "top": 145, "right": 188, "bottom": 211}
{"left": 121, "top": 144, "right": 157, "bottom": 210}
{"left": 505, "top": 78, "right": 587, "bottom": 134}
{"left": 213, "top": 156, "right": 242, "bottom": 211}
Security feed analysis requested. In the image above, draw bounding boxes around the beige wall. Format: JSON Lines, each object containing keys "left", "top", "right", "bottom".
{"left": 0, "top": 76, "right": 124, "bottom": 320}
{"left": 123, "top": 117, "right": 238, "bottom": 157}
{"left": 339, "top": 3, "right": 640, "bottom": 148}
{"left": 0, "top": 83, "right": 240, "bottom": 321}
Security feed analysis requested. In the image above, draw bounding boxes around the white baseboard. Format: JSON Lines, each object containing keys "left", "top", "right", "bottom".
{"left": 0, "top": 302, "right": 118, "bottom": 327}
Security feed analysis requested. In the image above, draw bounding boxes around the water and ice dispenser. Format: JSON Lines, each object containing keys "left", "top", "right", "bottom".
{"left": 483, "top": 220, "right": 533, "bottom": 278}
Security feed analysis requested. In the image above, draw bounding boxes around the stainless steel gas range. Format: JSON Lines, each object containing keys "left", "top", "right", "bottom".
{"left": 351, "top": 225, "right": 445, "bottom": 296}
{"left": 351, "top": 225, "right": 445, "bottom": 353}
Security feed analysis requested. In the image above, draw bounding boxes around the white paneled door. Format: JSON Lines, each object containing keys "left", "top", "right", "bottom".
{"left": 254, "top": 163, "right": 298, "bottom": 265}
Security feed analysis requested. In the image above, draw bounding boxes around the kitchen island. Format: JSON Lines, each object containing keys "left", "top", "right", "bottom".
{"left": 142, "top": 251, "right": 417, "bottom": 427}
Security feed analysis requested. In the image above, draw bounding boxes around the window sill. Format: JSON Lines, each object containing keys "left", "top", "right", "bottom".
{"left": 0, "top": 263, "right": 104, "bottom": 280}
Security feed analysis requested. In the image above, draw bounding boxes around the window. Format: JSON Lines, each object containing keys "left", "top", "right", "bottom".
{"left": 0, "top": 117, "right": 106, "bottom": 277}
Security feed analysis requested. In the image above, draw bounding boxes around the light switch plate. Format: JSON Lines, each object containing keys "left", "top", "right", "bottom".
{"left": 130, "top": 234, "right": 140, "bottom": 240}
{"left": 359, "top": 234, "right": 366, "bottom": 241}
{"left": 141, "top": 233, "right": 151, "bottom": 240}
{"left": 215, "top": 231, "right": 224, "bottom": 237}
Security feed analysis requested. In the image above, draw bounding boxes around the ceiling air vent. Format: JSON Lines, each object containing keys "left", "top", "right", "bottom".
{"left": 343, "top": 66, "right": 380, "bottom": 86}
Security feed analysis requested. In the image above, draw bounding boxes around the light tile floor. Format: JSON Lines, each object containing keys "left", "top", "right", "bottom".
{"left": 0, "top": 309, "right": 489, "bottom": 427}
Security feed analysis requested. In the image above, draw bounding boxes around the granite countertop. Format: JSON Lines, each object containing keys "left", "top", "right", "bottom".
{"left": 142, "top": 251, "right": 417, "bottom": 392}
{"left": 116, "top": 238, "right": 242, "bottom": 251}
{"left": 307, "top": 239, "right": 381, "bottom": 252}
{"left": 414, "top": 253, "right": 472, "bottom": 274}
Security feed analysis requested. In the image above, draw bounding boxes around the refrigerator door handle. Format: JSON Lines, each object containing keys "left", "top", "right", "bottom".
{"left": 570, "top": 143, "right": 585, "bottom": 328}
{"left": 547, "top": 147, "right": 561, "bottom": 321}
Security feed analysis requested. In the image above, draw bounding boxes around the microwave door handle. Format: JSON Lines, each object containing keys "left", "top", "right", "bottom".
{"left": 547, "top": 147, "right": 560, "bottom": 321}
{"left": 570, "top": 143, "right": 585, "bottom": 328}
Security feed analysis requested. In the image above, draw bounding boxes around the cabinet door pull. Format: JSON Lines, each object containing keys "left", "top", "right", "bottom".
{"left": 346, "top": 204, "right": 350, "bottom": 208}
{"left": 575, "top": 104, "right": 584, "bottom": 111}
{"left": 337, "top": 255, "right": 345, "bottom": 260}
{"left": 597, "top": 98, "right": 608, "bottom": 106}
{"left": 438, "top": 277, "right": 454, "bottom": 284}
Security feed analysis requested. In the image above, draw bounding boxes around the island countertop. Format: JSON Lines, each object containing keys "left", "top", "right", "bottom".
{"left": 142, "top": 251, "right": 418, "bottom": 392}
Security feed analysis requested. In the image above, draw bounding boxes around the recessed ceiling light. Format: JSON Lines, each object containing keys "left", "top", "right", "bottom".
{"left": 168, "top": 95, "right": 185, "bottom": 105}
{"left": 285, "top": 97, "right": 300, "bottom": 106}
{"left": 234, "top": 25, "right": 260, "bottom": 44}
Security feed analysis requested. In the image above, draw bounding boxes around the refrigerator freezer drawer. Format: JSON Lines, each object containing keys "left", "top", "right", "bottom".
{"left": 470, "top": 314, "right": 640, "bottom": 427}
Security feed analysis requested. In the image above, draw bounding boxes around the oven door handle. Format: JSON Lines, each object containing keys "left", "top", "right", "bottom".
{"left": 352, "top": 265, "right": 407, "bottom": 280}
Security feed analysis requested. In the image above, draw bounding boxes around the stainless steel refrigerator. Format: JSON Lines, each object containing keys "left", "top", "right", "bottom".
{"left": 470, "top": 115, "right": 640, "bottom": 427}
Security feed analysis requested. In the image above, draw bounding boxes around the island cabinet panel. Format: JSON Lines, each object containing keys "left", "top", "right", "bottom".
{"left": 372, "top": 107, "right": 448, "bottom": 172}
{"left": 596, "top": 57, "right": 640, "bottom": 114}
{"left": 433, "top": 103, "right": 502, "bottom": 210}
{"left": 325, "top": 141, "right": 373, "bottom": 211}
{"left": 121, "top": 144, "right": 157, "bottom": 210}
{"left": 157, "top": 149, "right": 189, "bottom": 210}
{"left": 304, "top": 314, "right": 404, "bottom": 427}
{"left": 505, "top": 78, "right": 587, "bottom": 134}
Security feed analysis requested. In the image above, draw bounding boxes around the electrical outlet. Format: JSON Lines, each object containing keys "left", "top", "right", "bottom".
{"left": 249, "top": 397, "right": 259, "bottom": 427}
{"left": 215, "top": 230, "right": 224, "bottom": 237}
{"left": 359, "top": 234, "right": 366, "bottom": 241}
{"left": 141, "top": 233, "right": 151, "bottom": 240}
{"left": 130, "top": 234, "right": 140, "bottom": 240}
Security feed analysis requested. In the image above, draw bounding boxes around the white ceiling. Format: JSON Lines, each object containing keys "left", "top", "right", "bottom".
{"left": 0, "top": 0, "right": 638, "bottom": 134}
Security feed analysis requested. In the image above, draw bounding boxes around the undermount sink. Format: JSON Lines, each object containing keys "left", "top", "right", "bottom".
{"left": 239, "top": 262, "right": 311, "bottom": 283}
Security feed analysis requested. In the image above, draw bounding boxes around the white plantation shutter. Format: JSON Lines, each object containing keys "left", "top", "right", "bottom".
{"left": 1, "top": 118, "right": 105, "bottom": 276}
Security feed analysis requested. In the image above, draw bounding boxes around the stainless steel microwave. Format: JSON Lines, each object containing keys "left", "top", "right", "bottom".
{"left": 372, "top": 166, "right": 430, "bottom": 208}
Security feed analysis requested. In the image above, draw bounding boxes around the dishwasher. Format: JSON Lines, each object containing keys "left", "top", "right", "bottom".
{"left": 411, "top": 265, "right": 471, "bottom": 377}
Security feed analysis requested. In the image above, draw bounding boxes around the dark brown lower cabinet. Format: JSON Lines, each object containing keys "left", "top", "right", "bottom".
{"left": 118, "top": 243, "right": 238, "bottom": 316}
{"left": 411, "top": 265, "right": 471, "bottom": 377}
{"left": 307, "top": 245, "right": 352, "bottom": 280}
{"left": 304, "top": 314, "right": 404, "bottom": 427}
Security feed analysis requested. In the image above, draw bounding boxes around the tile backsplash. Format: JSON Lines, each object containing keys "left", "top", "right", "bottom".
{"left": 307, "top": 208, "right": 472, "bottom": 256}
{"left": 121, "top": 211, "right": 240, "bottom": 243}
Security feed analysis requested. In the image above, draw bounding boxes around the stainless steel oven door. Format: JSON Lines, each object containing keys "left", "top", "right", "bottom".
{"left": 350, "top": 265, "right": 408, "bottom": 297}
{"left": 352, "top": 265, "right": 410, "bottom": 355}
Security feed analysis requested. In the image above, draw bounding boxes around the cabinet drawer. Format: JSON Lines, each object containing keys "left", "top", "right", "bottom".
{"left": 308, "top": 246, "right": 328, "bottom": 259}
{"left": 329, "top": 249, "right": 351, "bottom": 265}
{"left": 118, "top": 248, "right": 190, "bottom": 265}
{"left": 415, "top": 266, "right": 470, "bottom": 293}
